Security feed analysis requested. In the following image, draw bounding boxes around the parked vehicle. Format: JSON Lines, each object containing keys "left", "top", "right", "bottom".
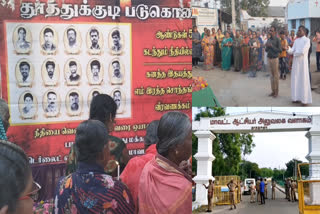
{"left": 243, "top": 178, "right": 256, "bottom": 195}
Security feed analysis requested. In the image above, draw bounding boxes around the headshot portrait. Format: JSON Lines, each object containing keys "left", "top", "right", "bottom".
{"left": 64, "top": 59, "right": 82, "bottom": 86}
{"left": 64, "top": 26, "right": 81, "bottom": 54}
{"left": 13, "top": 25, "right": 32, "bottom": 54}
{"left": 40, "top": 26, "right": 58, "bottom": 54}
{"left": 43, "top": 90, "right": 60, "bottom": 117}
{"left": 66, "top": 90, "right": 82, "bottom": 116}
{"left": 87, "top": 27, "right": 103, "bottom": 55}
{"left": 111, "top": 88, "right": 125, "bottom": 114}
{"left": 109, "top": 28, "right": 124, "bottom": 55}
{"left": 18, "top": 91, "right": 37, "bottom": 119}
{"left": 87, "top": 88, "right": 102, "bottom": 107}
{"left": 41, "top": 59, "right": 60, "bottom": 86}
{"left": 87, "top": 59, "right": 104, "bottom": 85}
{"left": 15, "top": 59, "right": 34, "bottom": 87}
{"left": 109, "top": 59, "right": 124, "bottom": 85}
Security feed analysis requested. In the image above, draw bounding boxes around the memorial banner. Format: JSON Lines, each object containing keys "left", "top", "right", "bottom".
{"left": 0, "top": 0, "right": 192, "bottom": 164}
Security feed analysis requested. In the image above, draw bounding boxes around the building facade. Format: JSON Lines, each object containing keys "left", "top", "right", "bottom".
{"left": 240, "top": 7, "right": 285, "bottom": 31}
{"left": 286, "top": 0, "right": 320, "bottom": 35}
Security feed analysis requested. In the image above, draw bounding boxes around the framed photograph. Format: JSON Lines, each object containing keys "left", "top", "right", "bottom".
{"left": 87, "top": 88, "right": 103, "bottom": 107}
{"left": 87, "top": 27, "right": 103, "bottom": 55}
{"left": 108, "top": 58, "right": 125, "bottom": 85}
{"left": 108, "top": 27, "right": 125, "bottom": 55}
{"left": 111, "top": 88, "right": 125, "bottom": 114}
{"left": 12, "top": 25, "right": 32, "bottom": 54}
{"left": 42, "top": 90, "right": 60, "bottom": 118}
{"left": 41, "top": 58, "right": 60, "bottom": 87}
{"left": 64, "top": 58, "right": 82, "bottom": 86}
{"left": 86, "top": 58, "right": 104, "bottom": 85}
{"left": 40, "top": 26, "right": 58, "bottom": 55}
{"left": 15, "top": 59, "right": 34, "bottom": 87}
{"left": 65, "top": 89, "right": 82, "bottom": 116}
{"left": 64, "top": 25, "right": 82, "bottom": 54}
{"left": 18, "top": 91, "right": 37, "bottom": 119}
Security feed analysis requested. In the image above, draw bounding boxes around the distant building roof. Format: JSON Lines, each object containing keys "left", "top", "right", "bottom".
{"left": 267, "top": 6, "right": 285, "bottom": 17}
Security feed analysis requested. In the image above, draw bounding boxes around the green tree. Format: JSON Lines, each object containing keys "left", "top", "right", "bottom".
{"left": 192, "top": 107, "right": 255, "bottom": 176}
{"left": 270, "top": 18, "right": 284, "bottom": 31}
{"left": 260, "top": 167, "right": 273, "bottom": 178}
{"left": 273, "top": 168, "right": 286, "bottom": 181}
{"left": 240, "top": 0, "right": 270, "bottom": 17}
{"left": 220, "top": 0, "right": 241, "bottom": 24}
{"left": 285, "top": 159, "right": 309, "bottom": 179}
{"left": 220, "top": 0, "right": 270, "bottom": 25}
{"left": 239, "top": 161, "right": 261, "bottom": 180}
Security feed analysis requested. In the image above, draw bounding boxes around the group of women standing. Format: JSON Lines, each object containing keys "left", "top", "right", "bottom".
{"left": 192, "top": 25, "right": 272, "bottom": 76}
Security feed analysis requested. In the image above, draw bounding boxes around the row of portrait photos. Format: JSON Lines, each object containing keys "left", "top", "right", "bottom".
{"left": 16, "top": 58, "right": 125, "bottom": 87}
{"left": 19, "top": 89, "right": 124, "bottom": 120}
{"left": 13, "top": 25, "right": 125, "bottom": 55}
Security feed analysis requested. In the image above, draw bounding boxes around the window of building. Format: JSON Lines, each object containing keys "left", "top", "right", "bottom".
{"left": 300, "top": 19, "right": 305, "bottom": 27}
{"left": 292, "top": 20, "right": 296, "bottom": 29}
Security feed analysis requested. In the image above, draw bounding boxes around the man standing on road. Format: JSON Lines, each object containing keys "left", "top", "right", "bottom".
{"left": 285, "top": 178, "right": 289, "bottom": 199}
{"left": 256, "top": 178, "right": 261, "bottom": 203}
{"left": 203, "top": 179, "right": 214, "bottom": 212}
{"left": 313, "top": 30, "right": 320, "bottom": 72}
{"left": 249, "top": 181, "right": 255, "bottom": 203}
{"left": 264, "top": 178, "right": 268, "bottom": 199}
{"left": 227, "top": 179, "right": 238, "bottom": 210}
{"left": 290, "top": 180, "right": 297, "bottom": 202}
{"left": 266, "top": 26, "right": 282, "bottom": 98}
{"left": 287, "top": 178, "right": 292, "bottom": 201}
{"left": 272, "top": 180, "right": 276, "bottom": 200}
{"left": 288, "top": 25, "right": 312, "bottom": 106}
{"left": 260, "top": 178, "right": 266, "bottom": 204}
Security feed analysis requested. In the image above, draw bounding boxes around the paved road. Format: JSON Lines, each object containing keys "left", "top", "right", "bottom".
{"left": 193, "top": 49, "right": 320, "bottom": 106}
{"left": 195, "top": 185, "right": 298, "bottom": 214}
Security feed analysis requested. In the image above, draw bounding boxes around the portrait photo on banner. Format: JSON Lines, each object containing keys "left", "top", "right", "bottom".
{"left": 5, "top": 22, "right": 132, "bottom": 125}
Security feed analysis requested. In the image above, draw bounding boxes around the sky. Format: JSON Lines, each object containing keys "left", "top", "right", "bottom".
{"left": 269, "top": 0, "right": 289, "bottom": 6}
{"left": 193, "top": 107, "right": 320, "bottom": 169}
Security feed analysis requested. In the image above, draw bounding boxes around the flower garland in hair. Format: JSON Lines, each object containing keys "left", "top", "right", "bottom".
{"left": 0, "top": 118, "right": 8, "bottom": 140}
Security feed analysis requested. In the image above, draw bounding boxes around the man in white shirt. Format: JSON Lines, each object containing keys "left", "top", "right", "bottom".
{"left": 288, "top": 25, "right": 312, "bottom": 106}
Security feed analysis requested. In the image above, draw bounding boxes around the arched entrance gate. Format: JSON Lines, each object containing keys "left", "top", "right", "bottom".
{"left": 192, "top": 112, "right": 320, "bottom": 205}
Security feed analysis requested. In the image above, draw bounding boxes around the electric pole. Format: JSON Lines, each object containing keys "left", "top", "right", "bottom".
{"left": 231, "top": 0, "right": 236, "bottom": 31}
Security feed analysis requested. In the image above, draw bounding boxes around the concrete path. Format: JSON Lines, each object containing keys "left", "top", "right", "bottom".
{"left": 193, "top": 49, "right": 320, "bottom": 107}
{"left": 193, "top": 184, "right": 299, "bottom": 214}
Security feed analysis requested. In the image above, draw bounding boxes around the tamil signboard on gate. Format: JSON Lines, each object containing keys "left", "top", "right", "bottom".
{"left": 193, "top": 112, "right": 314, "bottom": 133}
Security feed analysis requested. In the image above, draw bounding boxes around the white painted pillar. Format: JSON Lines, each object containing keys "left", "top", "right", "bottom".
{"left": 193, "top": 130, "right": 216, "bottom": 205}
{"left": 305, "top": 115, "right": 320, "bottom": 205}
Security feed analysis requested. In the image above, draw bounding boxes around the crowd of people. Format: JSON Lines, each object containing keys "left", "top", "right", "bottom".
{"left": 203, "top": 177, "right": 298, "bottom": 212}
{"left": 192, "top": 25, "right": 320, "bottom": 106}
{"left": 0, "top": 96, "right": 192, "bottom": 214}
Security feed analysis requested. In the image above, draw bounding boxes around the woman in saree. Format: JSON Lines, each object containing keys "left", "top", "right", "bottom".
{"left": 233, "top": 30, "right": 242, "bottom": 72}
{"left": 211, "top": 28, "right": 217, "bottom": 66}
{"left": 201, "top": 29, "right": 216, "bottom": 70}
{"left": 214, "top": 28, "right": 224, "bottom": 67}
{"left": 288, "top": 30, "right": 296, "bottom": 72}
{"left": 54, "top": 120, "right": 135, "bottom": 213}
{"left": 248, "top": 31, "right": 260, "bottom": 77}
{"left": 192, "top": 26, "right": 202, "bottom": 68}
{"left": 221, "top": 32, "right": 233, "bottom": 71}
{"left": 241, "top": 32, "right": 250, "bottom": 73}
{"left": 66, "top": 94, "right": 130, "bottom": 177}
{"left": 138, "top": 112, "right": 192, "bottom": 214}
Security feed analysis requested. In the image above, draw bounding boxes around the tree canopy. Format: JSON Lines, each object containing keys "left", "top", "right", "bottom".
{"left": 192, "top": 107, "right": 255, "bottom": 176}
{"left": 219, "top": 0, "right": 270, "bottom": 25}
